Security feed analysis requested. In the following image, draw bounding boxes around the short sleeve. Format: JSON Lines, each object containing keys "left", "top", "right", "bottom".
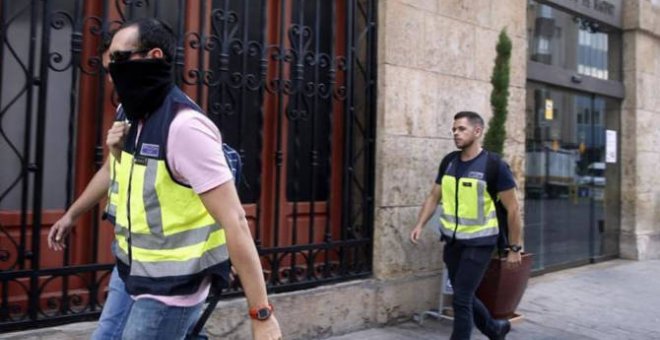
{"left": 496, "top": 161, "right": 516, "bottom": 192}
{"left": 435, "top": 152, "right": 458, "bottom": 185}
{"left": 435, "top": 162, "right": 444, "bottom": 185}
{"left": 167, "top": 109, "right": 233, "bottom": 194}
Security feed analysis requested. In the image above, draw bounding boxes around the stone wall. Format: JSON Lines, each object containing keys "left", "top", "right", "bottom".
{"left": 620, "top": 0, "right": 660, "bottom": 260}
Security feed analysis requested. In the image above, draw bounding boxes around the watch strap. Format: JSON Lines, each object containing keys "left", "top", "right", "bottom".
{"left": 249, "top": 303, "right": 274, "bottom": 320}
{"left": 508, "top": 244, "right": 522, "bottom": 253}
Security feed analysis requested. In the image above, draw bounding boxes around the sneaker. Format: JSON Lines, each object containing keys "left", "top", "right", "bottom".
{"left": 490, "top": 319, "right": 511, "bottom": 340}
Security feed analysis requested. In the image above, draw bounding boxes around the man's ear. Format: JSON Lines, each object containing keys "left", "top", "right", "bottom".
{"left": 147, "top": 47, "right": 164, "bottom": 59}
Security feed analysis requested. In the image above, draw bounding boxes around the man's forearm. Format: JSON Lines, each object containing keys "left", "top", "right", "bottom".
{"left": 414, "top": 185, "right": 442, "bottom": 229}
{"left": 507, "top": 210, "right": 523, "bottom": 246}
{"left": 200, "top": 183, "right": 270, "bottom": 308}
{"left": 224, "top": 216, "right": 269, "bottom": 308}
{"left": 415, "top": 195, "right": 438, "bottom": 229}
{"left": 67, "top": 160, "right": 111, "bottom": 220}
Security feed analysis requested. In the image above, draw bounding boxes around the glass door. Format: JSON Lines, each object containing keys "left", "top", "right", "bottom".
{"left": 524, "top": 82, "right": 620, "bottom": 271}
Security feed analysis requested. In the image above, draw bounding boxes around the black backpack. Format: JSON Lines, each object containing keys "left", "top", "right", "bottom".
{"left": 437, "top": 150, "right": 510, "bottom": 256}
{"left": 222, "top": 143, "right": 242, "bottom": 185}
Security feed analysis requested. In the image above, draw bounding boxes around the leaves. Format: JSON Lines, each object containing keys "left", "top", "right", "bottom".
{"left": 484, "top": 29, "right": 512, "bottom": 156}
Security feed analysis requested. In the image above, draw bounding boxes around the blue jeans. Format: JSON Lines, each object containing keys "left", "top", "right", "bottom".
{"left": 121, "top": 298, "right": 204, "bottom": 340}
{"left": 443, "top": 242, "right": 499, "bottom": 340}
{"left": 92, "top": 243, "right": 134, "bottom": 340}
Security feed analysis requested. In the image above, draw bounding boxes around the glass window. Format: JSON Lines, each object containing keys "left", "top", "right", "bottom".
{"left": 525, "top": 82, "right": 621, "bottom": 270}
{"left": 527, "top": 0, "right": 622, "bottom": 81}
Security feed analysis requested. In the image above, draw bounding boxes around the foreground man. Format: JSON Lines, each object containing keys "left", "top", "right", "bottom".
{"left": 50, "top": 18, "right": 281, "bottom": 339}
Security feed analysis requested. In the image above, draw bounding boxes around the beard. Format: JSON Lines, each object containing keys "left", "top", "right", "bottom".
{"left": 455, "top": 138, "right": 474, "bottom": 149}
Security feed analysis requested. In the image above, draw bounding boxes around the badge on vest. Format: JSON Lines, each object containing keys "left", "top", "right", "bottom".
{"left": 140, "top": 143, "right": 160, "bottom": 158}
{"left": 134, "top": 156, "right": 149, "bottom": 166}
{"left": 467, "top": 171, "right": 484, "bottom": 179}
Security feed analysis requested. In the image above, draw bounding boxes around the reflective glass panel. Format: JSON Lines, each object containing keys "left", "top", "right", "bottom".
{"left": 524, "top": 82, "right": 621, "bottom": 270}
{"left": 527, "top": 0, "right": 622, "bottom": 81}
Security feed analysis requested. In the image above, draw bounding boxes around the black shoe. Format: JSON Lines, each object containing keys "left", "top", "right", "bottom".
{"left": 490, "top": 319, "right": 511, "bottom": 340}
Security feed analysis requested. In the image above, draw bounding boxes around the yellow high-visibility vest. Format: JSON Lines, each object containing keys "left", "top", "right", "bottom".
{"left": 439, "top": 154, "right": 499, "bottom": 241}
{"left": 113, "top": 86, "right": 229, "bottom": 295}
{"left": 104, "top": 153, "right": 120, "bottom": 224}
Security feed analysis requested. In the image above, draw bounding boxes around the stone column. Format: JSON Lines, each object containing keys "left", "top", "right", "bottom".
{"left": 620, "top": 0, "right": 660, "bottom": 260}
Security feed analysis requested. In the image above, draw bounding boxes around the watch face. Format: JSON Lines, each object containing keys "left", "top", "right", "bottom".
{"left": 257, "top": 308, "right": 271, "bottom": 320}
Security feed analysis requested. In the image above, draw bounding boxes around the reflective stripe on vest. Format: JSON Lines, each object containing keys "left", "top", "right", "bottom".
{"left": 114, "top": 151, "right": 228, "bottom": 278}
{"left": 439, "top": 156, "right": 499, "bottom": 240}
{"left": 105, "top": 154, "right": 120, "bottom": 222}
{"left": 114, "top": 223, "right": 227, "bottom": 277}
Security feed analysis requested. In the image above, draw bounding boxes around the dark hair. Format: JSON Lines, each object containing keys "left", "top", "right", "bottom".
{"left": 454, "top": 111, "right": 484, "bottom": 128}
{"left": 101, "top": 31, "right": 113, "bottom": 53}
{"left": 119, "top": 18, "right": 176, "bottom": 63}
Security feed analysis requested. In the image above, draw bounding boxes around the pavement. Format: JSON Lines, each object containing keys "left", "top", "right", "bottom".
{"left": 326, "top": 259, "right": 660, "bottom": 340}
{"left": 3, "top": 259, "right": 659, "bottom": 339}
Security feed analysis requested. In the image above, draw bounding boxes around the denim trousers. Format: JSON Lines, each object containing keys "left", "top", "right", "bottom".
{"left": 92, "top": 242, "right": 133, "bottom": 340}
{"left": 121, "top": 298, "right": 204, "bottom": 340}
{"left": 443, "top": 241, "right": 499, "bottom": 340}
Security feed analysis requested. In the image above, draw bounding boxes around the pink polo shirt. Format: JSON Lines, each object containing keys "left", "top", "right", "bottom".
{"left": 134, "top": 109, "right": 233, "bottom": 306}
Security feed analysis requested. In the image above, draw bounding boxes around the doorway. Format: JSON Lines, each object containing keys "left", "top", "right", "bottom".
{"left": 524, "top": 82, "right": 621, "bottom": 271}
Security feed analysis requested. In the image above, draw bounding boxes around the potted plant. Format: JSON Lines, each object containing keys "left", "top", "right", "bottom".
{"left": 477, "top": 29, "right": 533, "bottom": 320}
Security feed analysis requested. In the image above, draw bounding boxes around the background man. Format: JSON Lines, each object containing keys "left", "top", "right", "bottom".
{"left": 410, "top": 111, "right": 522, "bottom": 340}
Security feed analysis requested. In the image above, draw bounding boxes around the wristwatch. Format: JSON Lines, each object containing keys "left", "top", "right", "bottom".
{"left": 249, "top": 303, "right": 274, "bottom": 321}
{"left": 508, "top": 244, "right": 522, "bottom": 253}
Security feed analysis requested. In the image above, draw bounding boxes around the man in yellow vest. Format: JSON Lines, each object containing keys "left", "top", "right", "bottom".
{"left": 410, "top": 111, "right": 522, "bottom": 340}
{"left": 50, "top": 18, "right": 281, "bottom": 340}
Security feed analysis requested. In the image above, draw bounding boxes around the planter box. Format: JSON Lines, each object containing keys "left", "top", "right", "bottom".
{"left": 476, "top": 253, "right": 534, "bottom": 319}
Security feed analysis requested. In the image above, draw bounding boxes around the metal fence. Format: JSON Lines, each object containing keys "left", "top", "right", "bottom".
{"left": 0, "top": 0, "right": 377, "bottom": 331}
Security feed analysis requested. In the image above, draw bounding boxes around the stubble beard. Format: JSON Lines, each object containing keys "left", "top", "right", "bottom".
{"left": 455, "top": 138, "right": 474, "bottom": 150}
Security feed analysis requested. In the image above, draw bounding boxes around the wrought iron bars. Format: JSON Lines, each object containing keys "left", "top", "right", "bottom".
{"left": 0, "top": 0, "right": 377, "bottom": 330}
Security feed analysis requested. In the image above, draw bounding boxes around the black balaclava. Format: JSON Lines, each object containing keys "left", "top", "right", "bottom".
{"left": 109, "top": 58, "right": 174, "bottom": 121}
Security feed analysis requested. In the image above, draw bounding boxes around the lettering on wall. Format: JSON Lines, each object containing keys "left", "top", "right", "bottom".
{"left": 549, "top": 0, "right": 621, "bottom": 28}
{"left": 566, "top": 0, "right": 616, "bottom": 16}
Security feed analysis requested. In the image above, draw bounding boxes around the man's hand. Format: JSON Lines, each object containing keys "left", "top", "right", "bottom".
{"left": 410, "top": 225, "right": 424, "bottom": 244}
{"left": 505, "top": 251, "right": 522, "bottom": 269}
{"left": 48, "top": 213, "right": 74, "bottom": 251}
{"left": 107, "top": 121, "right": 130, "bottom": 160}
{"left": 252, "top": 316, "right": 282, "bottom": 340}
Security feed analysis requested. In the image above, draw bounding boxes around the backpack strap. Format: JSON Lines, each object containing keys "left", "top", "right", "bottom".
{"left": 439, "top": 151, "right": 461, "bottom": 178}
{"left": 485, "top": 151, "right": 501, "bottom": 201}
{"left": 485, "top": 151, "right": 510, "bottom": 257}
{"left": 437, "top": 151, "right": 459, "bottom": 242}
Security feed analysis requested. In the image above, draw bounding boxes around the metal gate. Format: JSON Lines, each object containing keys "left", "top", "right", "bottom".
{"left": 0, "top": 0, "right": 377, "bottom": 331}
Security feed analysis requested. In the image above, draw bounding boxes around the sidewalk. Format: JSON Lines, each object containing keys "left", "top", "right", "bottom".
{"left": 327, "top": 259, "right": 660, "bottom": 340}
{"left": 2, "top": 259, "right": 658, "bottom": 339}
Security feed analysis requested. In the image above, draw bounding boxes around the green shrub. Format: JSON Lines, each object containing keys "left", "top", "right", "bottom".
{"left": 483, "top": 29, "right": 512, "bottom": 155}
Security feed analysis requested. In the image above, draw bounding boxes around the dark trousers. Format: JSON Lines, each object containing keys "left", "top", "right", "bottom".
{"left": 443, "top": 241, "right": 499, "bottom": 340}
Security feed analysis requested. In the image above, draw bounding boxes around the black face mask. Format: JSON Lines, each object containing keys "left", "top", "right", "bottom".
{"left": 109, "top": 58, "right": 174, "bottom": 121}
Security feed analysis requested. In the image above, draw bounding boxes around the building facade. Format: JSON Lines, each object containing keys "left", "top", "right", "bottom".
{"left": 1, "top": 0, "right": 659, "bottom": 338}
{"left": 202, "top": 0, "right": 660, "bottom": 336}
